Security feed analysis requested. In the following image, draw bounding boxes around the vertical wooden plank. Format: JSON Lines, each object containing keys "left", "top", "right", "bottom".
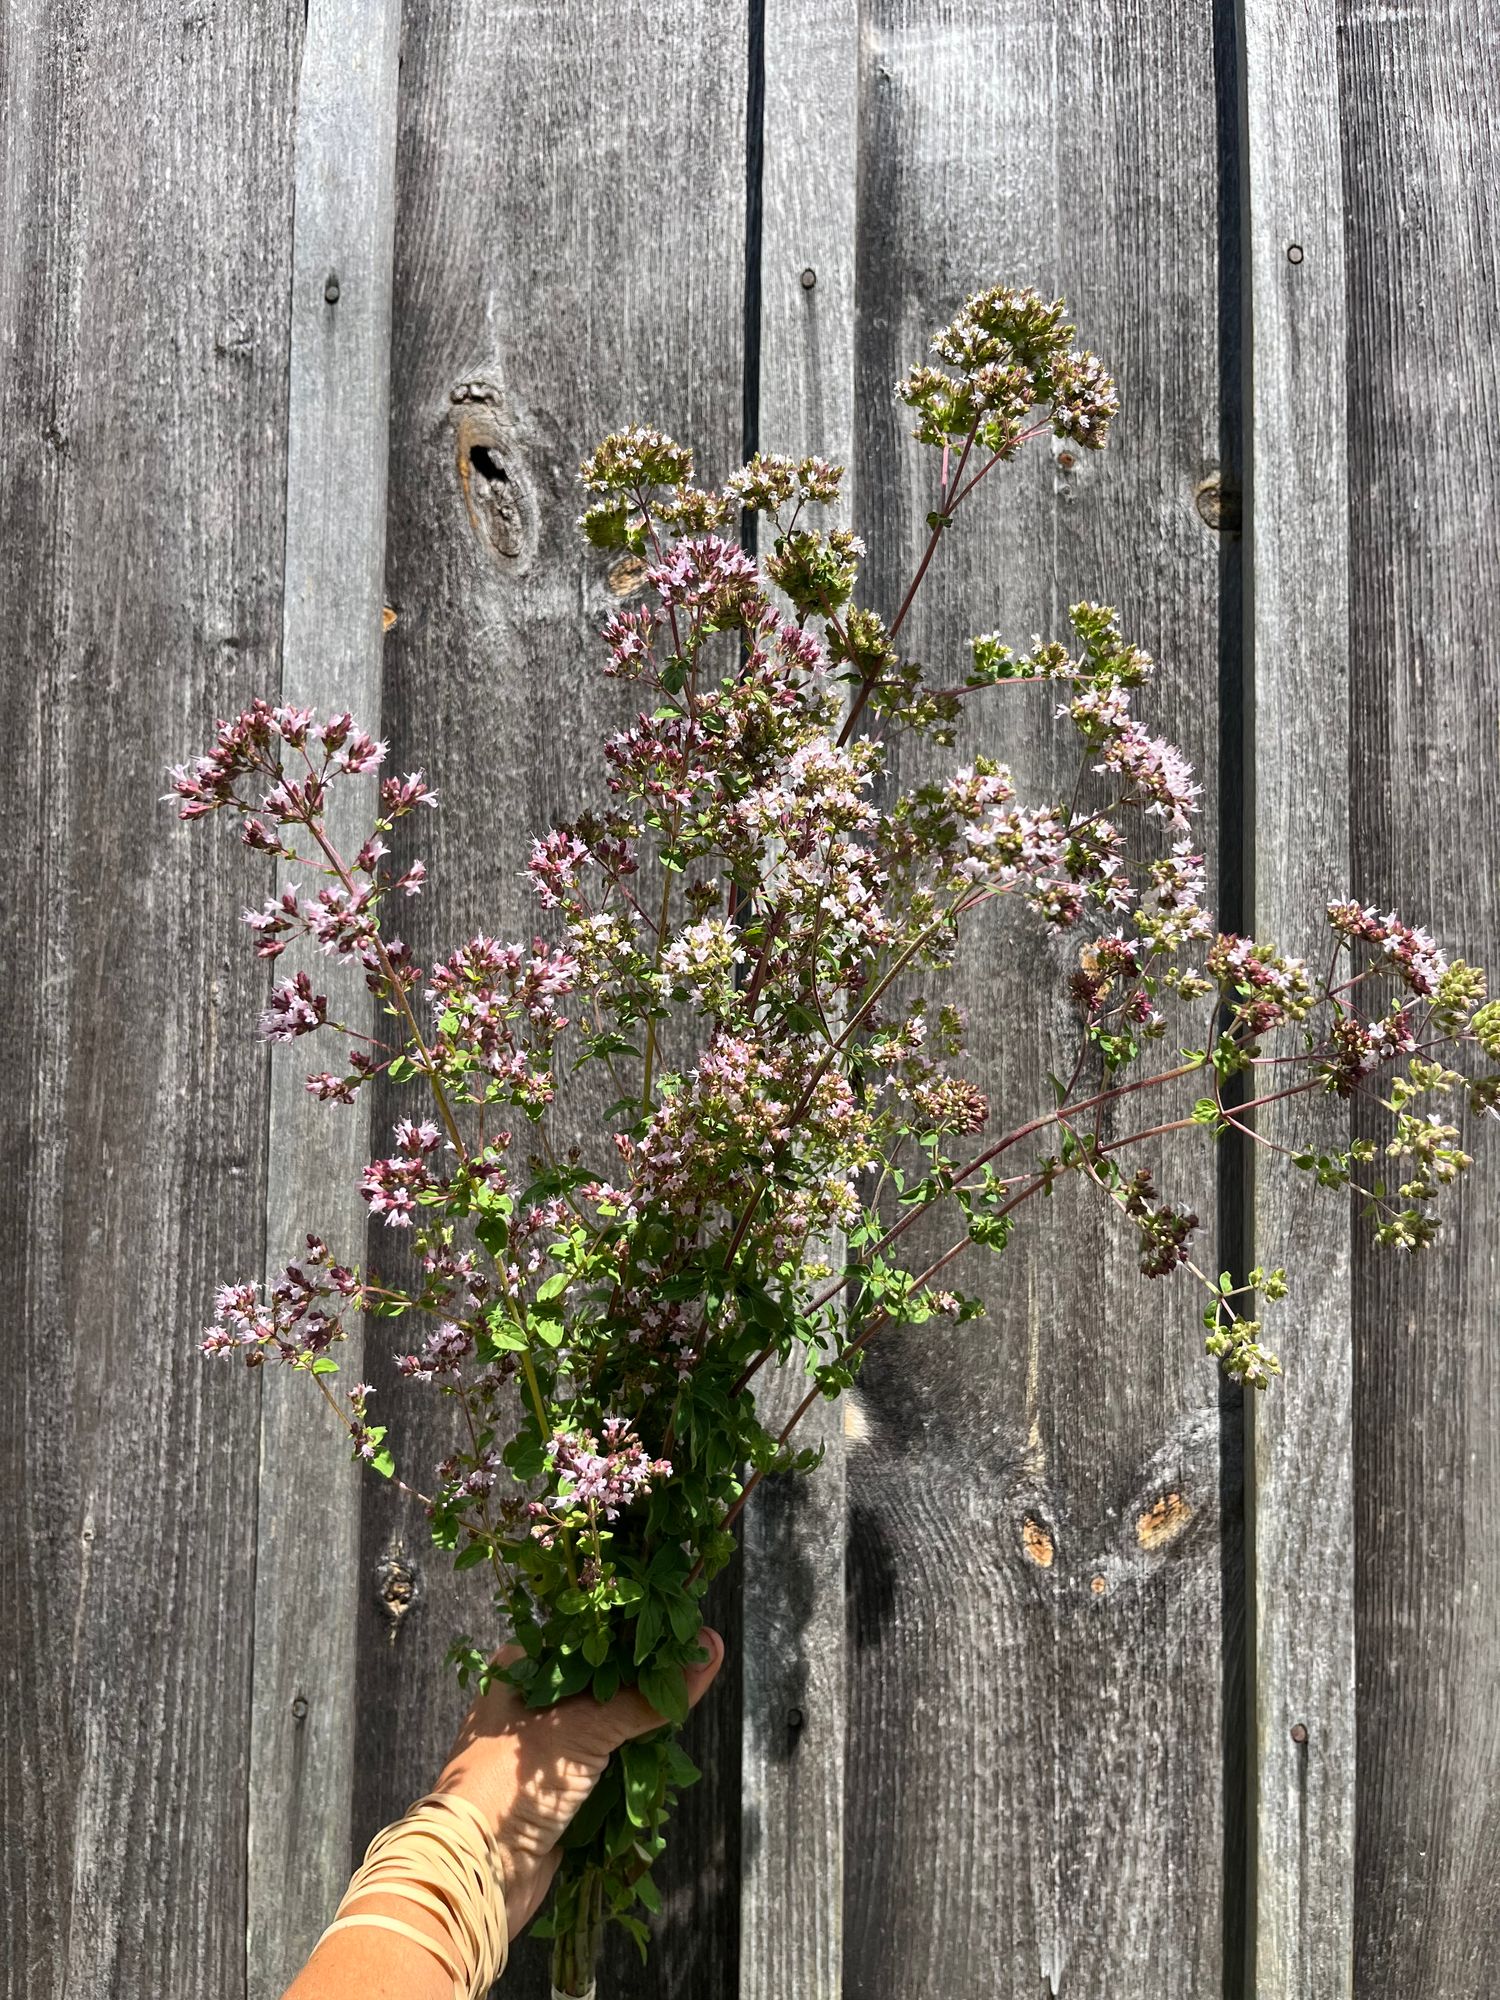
{"left": 738, "top": 8, "right": 857, "bottom": 1998}
{"left": 363, "top": 4, "right": 747, "bottom": 1994}
{"left": 1340, "top": 4, "right": 1500, "bottom": 1994}
{"left": 844, "top": 7, "right": 1232, "bottom": 1994}
{"left": 1241, "top": 5, "right": 1355, "bottom": 1994}
{"left": 246, "top": 7, "right": 402, "bottom": 1994}
{"left": 0, "top": 7, "right": 300, "bottom": 1997}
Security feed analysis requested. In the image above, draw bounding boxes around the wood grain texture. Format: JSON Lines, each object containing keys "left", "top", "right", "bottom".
{"left": 844, "top": 7, "right": 1235, "bottom": 1994}
{"left": 1241, "top": 5, "right": 1355, "bottom": 1995}
{"left": 7, "top": 10, "right": 1500, "bottom": 1996}
{"left": 246, "top": 7, "right": 403, "bottom": 1994}
{"left": 361, "top": 4, "right": 747, "bottom": 1994}
{"left": 1340, "top": 4, "right": 1500, "bottom": 1994}
{"left": 0, "top": 5, "right": 301, "bottom": 1996}
{"left": 737, "top": 8, "right": 857, "bottom": 1997}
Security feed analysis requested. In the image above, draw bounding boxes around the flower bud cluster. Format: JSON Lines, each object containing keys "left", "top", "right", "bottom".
{"left": 427, "top": 936, "right": 579, "bottom": 1113}
{"left": 546, "top": 1418, "right": 672, "bottom": 1521}
{"left": 362, "top": 1118, "right": 447, "bottom": 1227}
{"left": 201, "top": 1235, "right": 357, "bottom": 1364}
{"left": 900, "top": 285, "right": 1119, "bottom": 458}
{"left": 725, "top": 452, "right": 843, "bottom": 513}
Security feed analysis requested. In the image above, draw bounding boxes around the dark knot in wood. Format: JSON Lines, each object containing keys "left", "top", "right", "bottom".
{"left": 375, "top": 1550, "right": 419, "bottom": 1643}
{"left": 1136, "top": 1490, "right": 1193, "bottom": 1550}
{"left": 449, "top": 381, "right": 533, "bottom": 568}
{"left": 1020, "top": 1515, "right": 1055, "bottom": 1568}
{"left": 1194, "top": 471, "right": 1242, "bottom": 533}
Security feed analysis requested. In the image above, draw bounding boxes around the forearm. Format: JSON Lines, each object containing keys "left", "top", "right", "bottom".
{"left": 278, "top": 1630, "right": 723, "bottom": 2000}
{"left": 281, "top": 1789, "right": 510, "bottom": 2000}
{"left": 283, "top": 1892, "right": 453, "bottom": 2000}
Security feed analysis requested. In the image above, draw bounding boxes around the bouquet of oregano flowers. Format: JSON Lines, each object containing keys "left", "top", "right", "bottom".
{"left": 173, "top": 286, "right": 1500, "bottom": 1996}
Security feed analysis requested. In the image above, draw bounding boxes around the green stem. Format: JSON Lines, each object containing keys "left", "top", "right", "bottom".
{"left": 549, "top": 1861, "right": 605, "bottom": 2000}
{"left": 640, "top": 809, "right": 682, "bottom": 1116}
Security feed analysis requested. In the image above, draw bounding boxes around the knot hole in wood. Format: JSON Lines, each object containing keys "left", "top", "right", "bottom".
{"left": 1194, "top": 470, "right": 1243, "bottom": 533}
{"left": 375, "top": 1548, "right": 420, "bottom": 1644}
{"left": 449, "top": 380, "right": 534, "bottom": 569}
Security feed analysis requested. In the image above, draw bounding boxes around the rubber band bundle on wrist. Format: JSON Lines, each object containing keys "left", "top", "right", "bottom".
{"left": 316, "top": 1790, "right": 509, "bottom": 1999}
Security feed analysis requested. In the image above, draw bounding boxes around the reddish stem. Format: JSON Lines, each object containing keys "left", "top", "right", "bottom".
{"left": 711, "top": 1063, "right": 1338, "bottom": 1566}
{"left": 285, "top": 759, "right": 469, "bottom": 1163}
{"left": 705, "top": 1171, "right": 1053, "bottom": 1566}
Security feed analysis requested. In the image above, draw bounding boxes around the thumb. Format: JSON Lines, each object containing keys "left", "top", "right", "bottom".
{"left": 591, "top": 1628, "right": 726, "bottom": 1752}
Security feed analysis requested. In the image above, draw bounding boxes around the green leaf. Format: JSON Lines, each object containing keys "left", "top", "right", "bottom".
{"left": 481, "top": 1316, "right": 529, "bottom": 1354}
{"left": 476, "top": 1213, "right": 508, "bottom": 1257}
{"left": 620, "top": 1740, "right": 661, "bottom": 1827}
{"left": 527, "top": 1650, "right": 594, "bottom": 1705}
{"left": 657, "top": 1273, "right": 703, "bottom": 1302}
{"left": 663, "top": 1742, "right": 701, "bottom": 1790}
{"left": 503, "top": 1433, "right": 547, "bottom": 1481}
{"left": 617, "top": 1913, "right": 650, "bottom": 1960}
{"left": 666, "top": 1591, "right": 702, "bottom": 1645}
{"left": 632, "top": 1599, "right": 664, "bottom": 1664}
{"left": 637, "top": 1663, "right": 689, "bottom": 1725}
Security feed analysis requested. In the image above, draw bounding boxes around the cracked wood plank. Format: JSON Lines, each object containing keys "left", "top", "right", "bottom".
{"left": 358, "top": 5, "right": 747, "bottom": 1993}
{"left": 843, "top": 7, "right": 1234, "bottom": 1993}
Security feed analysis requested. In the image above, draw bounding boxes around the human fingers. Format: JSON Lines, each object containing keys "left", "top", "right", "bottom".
{"left": 577, "top": 1627, "right": 726, "bottom": 1755}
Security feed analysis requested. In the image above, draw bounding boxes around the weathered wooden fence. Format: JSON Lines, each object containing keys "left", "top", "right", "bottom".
{"left": 4, "top": 3, "right": 1498, "bottom": 1996}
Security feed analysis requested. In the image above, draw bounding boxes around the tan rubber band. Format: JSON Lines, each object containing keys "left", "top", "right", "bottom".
{"left": 316, "top": 1791, "right": 509, "bottom": 2000}
{"left": 319, "top": 1913, "right": 468, "bottom": 1987}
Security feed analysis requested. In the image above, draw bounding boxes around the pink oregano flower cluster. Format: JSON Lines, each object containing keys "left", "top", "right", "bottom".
{"left": 171, "top": 285, "right": 1500, "bottom": 1990}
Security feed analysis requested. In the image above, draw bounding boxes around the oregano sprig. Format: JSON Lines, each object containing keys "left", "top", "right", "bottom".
{"left": 170, "top": 283, "right": 1498, "bottom": 1992}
